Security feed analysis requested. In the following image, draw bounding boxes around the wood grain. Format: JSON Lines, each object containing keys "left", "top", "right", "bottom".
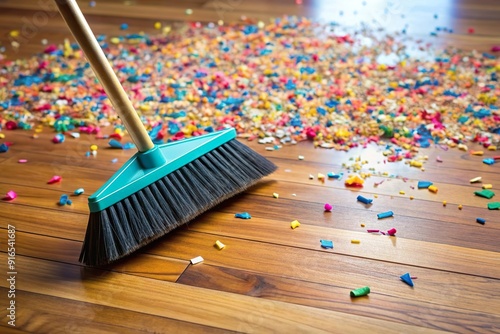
{"left": 0, "top": 0, "right": 499, "bottom": 332}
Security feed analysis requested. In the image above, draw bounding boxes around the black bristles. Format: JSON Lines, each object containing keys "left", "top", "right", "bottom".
{"left": 79, "top": 140, "right": 277, "bottom": 266}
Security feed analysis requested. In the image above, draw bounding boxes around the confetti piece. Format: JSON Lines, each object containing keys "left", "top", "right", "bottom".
{"left": 320, "top": 240, "right": 333, "bottom": 249}
{"left": 482, "top": 184, "right": 493, "bottom": 189}
{"left": 0, "top": 143, "right": 9, "bottom": 153}
{"left": 487, "top": 202, "right": 500, "bottom": 210}
{"left": 417, "top": 181, "right": 433, "bottom": 189}
{"left": 327, "top": 172, "right": 343, "bottom": 179}
{"left": 90, "top": 144, "right": 98, "bottom": 151}
{"left": 59, "top": 194, "right": 69, "bottom": 206}
{"left": 428, "top": 185, "right": 438, "bottom": 193}
{"left": 4, "top": 190, "right": 17, "bottom": 201}
{"left": 400, "top": 273, "right": 414, "bottom": 287}
{"left": 317, "top": 173, "right": 325, "bottom": 180}
{"left": 298, "top": 155, "right": 304, "bottom": 160}
{"left": 487, "top": 145, "right": 497, "bottom": 151}
{"left": 387, "top": 228, "right": 397, "bottom": 236}
{"left": 18, "top": 159, "right": 28, "bottom": 163}
{"left": 111, "top": 158, "right": 118, "bottom": 163}
{"left": 74, "top": 188, "right": 85, "bottom": 195}
{"left": 290, "top": 220, "right": 301, "bottom": 229}
{"left": 324, "top": 203, "right": 333, "bottom": 212}
{"left": 190, "top": 256, "right": 204, "bottom": 264}
{"left": 47, "top": 175, "right": 62, "bottom": 184}
{"left": 66, "top": 199, "right": 73, "bottom": 205}
{"left": 70, "top": 132, "right": 80, "bottom": 138}
{"left": 483, "top": 158, "right": 495, "bottom": 165}
{"left": 109, "top": 139, "right": 124, "bottom": 149}
{"left": 443, "top": 200, "right": 447, "bottom": 206}
{"left": 351, "top": 239, "right": 360, "bottom": 244}
{"left": 214, "top": 240, "right": 225, "bottom": 250}
{"left": 399, "top": 190, "right": 405, "bottom": 195}
{"left": 360, "top": 223, "right": 366, "bottom": 227}
{"left": 52, "top": 133, "right": 65, "bottom": 143}
{"left": 476, "top": 218, "right": 486, "bottom": 225}
{"left": 272, "top": 192, "right": 279, "bottom": 198}
{"left": 356, "top": 195, "right": 373, "bottom": 204}
{"left": 458, "top": 204, "right": 463, "bottom": 210}
{"left": 234, "top": 212, "right": 251, "bottom": 219}
{"left": 350, "top": 286, "right": 370, "bottom": 297}
{"left": 367, "top": 229, "right": 379, "bottom": 233}
{"left": 309, "top": 174, "right": 314, "bottom": 180}
{"left": 409, "top": 196, "right": 414, "bottom": 200}
{"left": 436, "top": 156, "right": 443, "bottom": 163}
{"left": 409, "top": 160, "right": 422, "bottom": 168}
{"left": 377, "top": 211, "right": 394, "bottom": 219}
{"left": 471, "top": 151, "right": 483, "bottom": 156}
{"left": 474, "top": 189, "right": 495, "bottom": 199}
{"left": 470, "top": 176, "right": 482, "bottom": 183}
{"left": 458, "top": 144, "right": 468, "bottom": 151}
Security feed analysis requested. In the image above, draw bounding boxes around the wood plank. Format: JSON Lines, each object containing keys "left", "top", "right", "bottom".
{"left": 0, "top": 288, "right": 233, "bottom": 334}
{"left": 177, "top": 264, "right": 500, "bottom": 333}
{"left": 0, "top": 254, "right": 445, "bottom": 333}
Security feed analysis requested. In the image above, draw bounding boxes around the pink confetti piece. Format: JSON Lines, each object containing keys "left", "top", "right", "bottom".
{"left": 324, "top": 203, "right": 333, "bottom": 212}
{"left": 436, "top": 156, "right": 443, "bottom": 162}
{"left": 411, "top": 276, "right": 418, "bottom": 279}
{"left": 374, "top": 179, "right": 385, "bottom": 186}
{"left": 4, "top": 190, "right": 17, "bottom": 200}
{"left": 47, "top": 175, "right": 62, "bottom": 184}
{"left": 387, "top": 228, "right": 397, "bottom": 236}
{"left": 367, "top": 229, "right": 380, "bottom": 233}
{"left": 18, "top": 159, "right": 28, "bottom": 163}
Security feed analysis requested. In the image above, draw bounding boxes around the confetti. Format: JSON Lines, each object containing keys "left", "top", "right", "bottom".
{"left": 0, "top": 143, "right": 9, "bottom": 153}
{"left": 320, "top": 240, "right": 334, "bottom": 249}
{"left": 470, "top": 177, "right": 482, "bottom": 183}
{"left": 487, "top": 202, "right": 500, "bottom": 210}
{"left": 234, "top": 212, "right": 252, "bottom": 219}
{"left": 367, "top": 229, "right": 380, "bottom": 233}
{"left": 351, "top": 239, "right": 360, "bottom": 244}
{"left": 400, "top": 273, "right": 414, "bottom": 287}
{"left": 74, "top": 188, "right": 85, "bottom": 195}
{"left": 47, "top": 175, "right": 62, "bottom": 184}
{"left": 428, "top": 185, "right": 438, "bottom": 193}
{"left": 272, "top": 192, "right": 279, "bottom": 198}
{"left": 482, "top": 184, "right": 493, "bottom": 189}
{"left": 290, "top": 220, "right": 301, "bottom": 229}
{"left": 483, "top": 158, "right": 495, "bottom": 165}
{"left": 324, "top": 203, "right": 333, "bottom": 212}
{"left": 377, "top": 211, "right": 394, "bottom": 219}
{"left": 58, "top": 194, "right": 69, "bottom": 206}
{"left": 458, "top": 204, "right": 463, "bottom": 210}
{"left": 356, "top": 195, "right": 373, "bottom": 204}
{"left": 190, "top": 256, "right": 204, "bottom": 264}
{"left": 350, "top": 286, "right": 370, "bottom": 297}
{"left": 3, "top": 190, "right": 17, "bottom": 201}
{"left": 18, "top": 159, "right": 28, "bottom": 163}
{"left": 387, "top": 228, "right": 397, "bottom": 236}
{"left": 474, "top": 189, "right": 495, "bottom": 199}
{"left": 214, "top": 240, "right": 225, "bottom": 250}
{"left": 417, "top": 181, "right": 433, "bottom": 189}
{"left": 476, "top": 218, "right": 486, "bottom": 225}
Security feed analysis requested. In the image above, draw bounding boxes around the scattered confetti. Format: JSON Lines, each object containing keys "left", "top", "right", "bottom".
{"left": 58, "top": 194, "right": 69, "bottom": 206}
{"left": 476, "top": 218, "right": 486, "bottom": 225}
{"left": 400, "top": 273, "right": 414, "bottom": 287}
{"left": 377, "top": 211, "right": 394, "bottom": 219}
{"left": 317, "top": 173, "right": 325, "bottom": 180}
{"left": 443, "top": 200, "right": 447, "bottom": 206}
{"left": 298, "top": 155, "right": 304, "bottom": 160}
{"left": 356, "top": 195, "right": 373, "bottom": 204}
{"left": 487, "top": 202, "right": 500, "bottom": 210}
{"left": 234, "top": 212, "right": 252, "bottom": 219}
{"left": 474, "top": 189, "right": 495, "bottom": 199}
{"left": 470, "top": 177, "right": 482, "bottom": 183}
{"left": 214, "top": 240, "right": 225, "bottom": 250}
{"left": 399, "top": 190, "right": 405, "bottom": 195}
{"left": 387, "top": 228, "right": 397, "bottom": 236}
{"left": 367, "top": 229, "right": 380, "bottom": 233}
{"left": 436, "top": 156, "right": 443, "bottom": 163}
{"left": 351, "top": 239, "right": 360, "bottom": 244}
{"left": 74, "top": 188, "right": 85, "bottom": 195}
{"left": 190, "top": 256, "right": 204, "bottom": 264}
{"left": 290, "top": 220, "right": 301, "bottom": 229}
{"left": 3, "top": 190, "right": 17, "bottom": 201}
{"left": 18, "top": 159, "right": 27, "bottom": 163}
{"left": 350, "top": 286, "right": 370, "bottom": 297}
{"left": 320, "top": 240, "right": 334, "bottom": 249}
{"left": 273, "top": 192, "right": 279, "bottom": 198}
{"left": 52, "top": 133, "right": 65, "bottom": 143}
{"left": 483, "top": 158, "right": 495, "bottom": 165}
{"left": 428, "top": 185, "right": 438, "bottom": 193}
{"left": 47, "top": 175, "right": 62, "bottom": 184}
{"left": 324, "top": 203, "right": 333, "bottom": 212}
{"left": 458, "top": 204, "right": 463, "bottom": 210}
{"left": 0, "top": 143, "right": 9, "bottom": 153}
{"left": 417, "top": 181, "right": 433, "bottom": 189}
{"left": 482, "top": 184, "right": 493, "bottom": 189}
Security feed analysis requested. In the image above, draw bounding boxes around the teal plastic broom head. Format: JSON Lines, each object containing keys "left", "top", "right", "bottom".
{"left": 88, "top": 128, "right": 236, "bottom": 212}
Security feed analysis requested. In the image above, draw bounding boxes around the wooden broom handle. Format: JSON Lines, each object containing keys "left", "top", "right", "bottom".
{"left": 55, "top": 0, "right": 154, "bottom": 152}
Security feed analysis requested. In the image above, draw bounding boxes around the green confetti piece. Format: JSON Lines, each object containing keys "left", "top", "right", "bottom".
{"left": 487, "top": 202, "right": 500, "bottom": 210}
{"left": 475, "top": 189, "right": 495, "bottom": 199}
{"left": 350, "top": 286, "right": 370, "bottom": 297}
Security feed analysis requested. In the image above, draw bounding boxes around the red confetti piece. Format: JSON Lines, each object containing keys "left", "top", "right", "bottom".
{"left": 47, "top": 175, "right": 62, "bottom": 184}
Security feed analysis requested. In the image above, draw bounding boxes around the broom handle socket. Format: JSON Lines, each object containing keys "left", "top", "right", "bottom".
{"left": 54, "top": 0, "right": 154, "bottom": 152}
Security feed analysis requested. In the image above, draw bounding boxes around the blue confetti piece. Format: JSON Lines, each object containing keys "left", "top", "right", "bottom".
{"left": 0, "top": 143, "right": 9, "bottom": 153}
{"left": 108, "top": 139, "right": 123, "bottom": 148}
{"left": 356, "top": 195, "right": 373, "bottom": 204}
{"left": 74, "top": 188, "right": 84, "bottom": 195}
{"left": 59, "top": 194, "right": 69, "bottom": 206}
{"left": 111, "top": 158, "right": 118, "bottom": 163}
{"left": 400, "top": 273, "right": 414, "bottom": 287}
{"left": 320, "top": 240, "right": 334, "bottom": 249}
{"left": 66, "top": 199, "right": 73, "bottom": 205}
{"left": 417, "top": 181, "right": 433, "bottom": 189}
{"left": 234, "top": 212, "right": 252, "bottom": 219}
{"left": 483, "top": 158, "right": 495, "bottom": 165}
{"left": 377, "top": 211, "right": 394, "bottom": 219}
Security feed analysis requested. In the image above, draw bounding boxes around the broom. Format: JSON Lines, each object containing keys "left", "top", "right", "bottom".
{"left": 55, "top": 0, "right": 277, "bottom": 266}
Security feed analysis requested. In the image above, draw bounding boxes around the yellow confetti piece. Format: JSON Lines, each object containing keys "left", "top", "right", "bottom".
{"left": 471, "top": 151, "right": 484, "bottom": 156}
{"left": 351, "top": 239, "right": 360, "bottom": 244}
{"left": 360, "top": 223, "right": 365, "bottom": 227}
{"left": 9, "top": 30, "right": 20, "bottom": 38}
{"left": 409, "top": 160, "right": 422, "bottom": 168}
{"left": 214, "top": 240, "right": 225, "bottom": 250}
{"left": 428, "top": 185, "right": 438, "bottom": 193}
{"left": 443, "top": 200, "right": 447, "bottom": 206}
{"left": 0, "top": 133, "right": 5, "bottom": 139}
{"left": 457, "top": 144, "right": 468, "bottom": 151}
{"left": 458, "top": 204, "right": 463, "bottom": 210}
{"left": 273, "top": 192, "right": 279, "bottom": 198}
{"left": 290, "top": 220, "right": 301, "bottom": 229}
{"left": 410, "top": 196, "right": 414, "bottom": 200}
{"left": 487, "top": 145, "right": 497, "bottom": 151}
{"left": 90, "top": 144, "right": 98, "bottom": 151}
{"left": 154, "top": 21, "right": 162, "bottom": 30}
{"left": 399, "top": 190, "right": 405, "bottom": 195}
{"left": 482, "top": 184, "right": 493, "bottom": 189}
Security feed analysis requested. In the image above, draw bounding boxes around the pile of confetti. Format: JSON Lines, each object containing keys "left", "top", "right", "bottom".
{"left": 0, "top": 16, "right": 499, "bottom": 153}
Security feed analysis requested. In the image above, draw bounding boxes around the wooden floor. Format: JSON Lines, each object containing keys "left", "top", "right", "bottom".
{"left": 0, "top": 1, "right": 499, "bottom": 333}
